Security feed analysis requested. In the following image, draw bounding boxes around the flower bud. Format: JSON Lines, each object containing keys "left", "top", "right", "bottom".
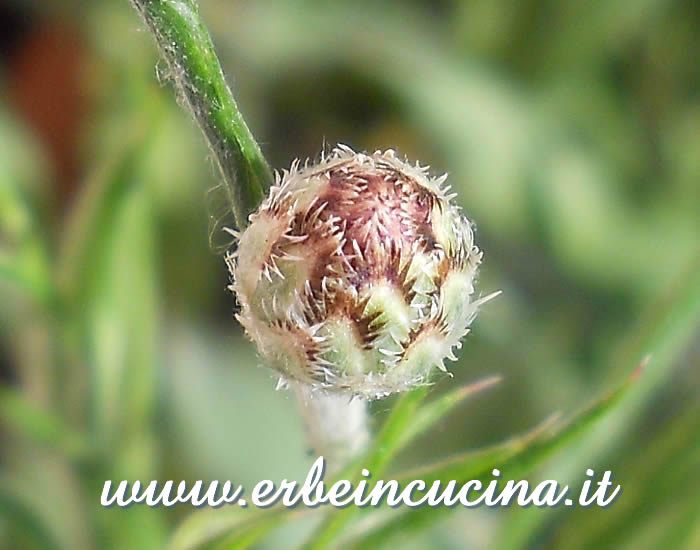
{"left": 226, "top": 145, "right": 493, "bottom": 399}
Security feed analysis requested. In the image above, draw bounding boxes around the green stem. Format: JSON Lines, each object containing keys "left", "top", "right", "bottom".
{"left": 128, "top": 0, "right": 273, "bottom": 229}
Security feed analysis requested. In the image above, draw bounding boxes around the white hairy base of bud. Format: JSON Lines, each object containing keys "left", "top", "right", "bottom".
{"left": 293, "top": 384, "right": 369, "bottom": 471}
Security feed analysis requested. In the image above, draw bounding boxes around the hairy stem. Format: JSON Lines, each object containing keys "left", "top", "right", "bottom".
{"left": 128, "top": 0, "right": 273, "bottom": 229}
{"left": 293, "top": 384, "right": 369, "bottom": 472}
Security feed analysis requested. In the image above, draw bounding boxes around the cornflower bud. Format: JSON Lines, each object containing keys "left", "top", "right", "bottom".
{"left": 226, "top": 145, "right": 494, "bottom": 399}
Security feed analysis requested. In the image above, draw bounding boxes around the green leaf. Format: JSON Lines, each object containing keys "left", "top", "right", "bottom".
{"left": 341, "top": 361, "right": 645, "bottom": 549}
{"left": 516, "top": 392, "right": 700, "bottom": 550}
{"left": 56, "top": 124, "right": 167, "bottom": 549}
{"left": 667, "top": 499, "right": 700, "bottom": 550}
{"left": 168, "top": 506, "right": 301, "bottom": 550}
{"left": 394, "top": 375, "right": 502, "bottom": 453}
{"left": 495, "top": 254, "right": 700, "bottom": 550}
{"left": 0, "top": 112, "right": 53, "bottom": 309}
{"left": 0, "top": 386, "right": 89, "bottom": 460}
{"left": 168, "top": 507, "right": 248, "bottom": 550}
{"left": 0, "top": 485, "right": 62, "bottom": 550}
{"left": 298, "top": 386, "right": 429, "bottom": 550}
{"left": 56, "top": 122, "right": 157, "bottom": 447}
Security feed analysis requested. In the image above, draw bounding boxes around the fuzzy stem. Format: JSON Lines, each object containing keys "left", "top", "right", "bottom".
{"left": 293, "top": 384, "right": 369, "bottom": 472}
{"left": 128, "top": 0, "right": 273, "bottom": 229}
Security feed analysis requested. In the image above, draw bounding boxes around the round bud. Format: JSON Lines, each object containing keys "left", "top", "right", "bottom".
{"left": 226, "top": 145, "right": 489, "bottom": 399}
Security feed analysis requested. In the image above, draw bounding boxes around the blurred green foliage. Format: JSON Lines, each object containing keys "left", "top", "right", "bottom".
{"left": 0, "top": 0, "right": 698, "bottom": 549}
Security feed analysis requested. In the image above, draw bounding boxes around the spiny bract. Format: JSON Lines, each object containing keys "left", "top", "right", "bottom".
{"left": 226, "top": 145, "right": 493, "bottom": 399}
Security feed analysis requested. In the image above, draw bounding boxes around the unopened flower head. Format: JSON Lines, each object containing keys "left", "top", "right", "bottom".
{"left": 226, "top": 145, "right": 494, "bottom": 399}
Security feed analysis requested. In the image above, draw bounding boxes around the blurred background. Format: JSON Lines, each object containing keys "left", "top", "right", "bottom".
{"left": 0, "top": 0, "right": 698, "bottom": 549}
